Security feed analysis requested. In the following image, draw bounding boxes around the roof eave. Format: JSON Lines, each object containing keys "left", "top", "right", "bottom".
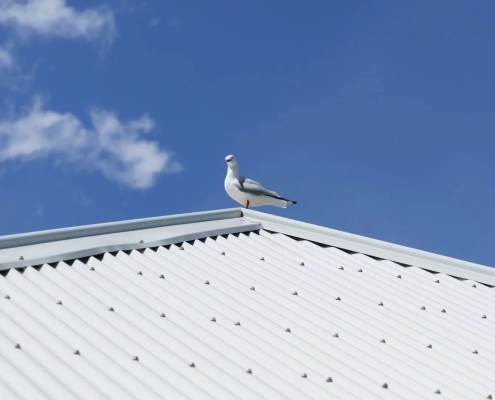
{"left": 243, "top": 209, "right": 495, "bottom": 286}
{"left": 0, "top": 208, "right": 243, "bottom": 251}
{"left": 0, "top": 208, "right": 258, "bottom": 271}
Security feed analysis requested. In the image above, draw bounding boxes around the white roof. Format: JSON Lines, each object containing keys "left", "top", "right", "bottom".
{"left": 0, "top": 209, "right": 494, "bottom": 399}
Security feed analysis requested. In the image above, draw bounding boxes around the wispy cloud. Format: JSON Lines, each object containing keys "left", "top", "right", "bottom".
{"left": 0, "top": 0, "right": 116, "bottom": 46}
{"left": 0, "top": 1, "right": 117, "bottom": 89}
{"left": 0, "top": 96, "right": 182, "bottom": 189}
{"left": 150, "top": 18, "right": 159, "bottom": 27}
{"left": 71, "top": 189, "right": 92, "bottom": 207}
{"left": 34, "top": 203, "right": 44, "bottom": 217}
{"left": 168, "top": 18, "right": 179, "bottom": 29}
{"left": 0, "top": 46, "right": 13, "bottom": 71}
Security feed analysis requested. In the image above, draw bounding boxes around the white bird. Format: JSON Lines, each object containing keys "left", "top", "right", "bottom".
{"left": 224, "top": 155, "right": 297, "bottom": 209}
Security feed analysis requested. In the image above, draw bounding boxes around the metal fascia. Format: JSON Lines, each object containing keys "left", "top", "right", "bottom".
{"left": 0, "top": 208, "right": 243, "bottom": 250}
{"left": 0, "top": 216, "right": 259, "bottom": 271}
{"left": 243, "top": 209, "right": 495, "bottom": 285}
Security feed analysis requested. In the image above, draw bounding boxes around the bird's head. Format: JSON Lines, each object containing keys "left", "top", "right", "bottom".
{"left": 225, "top": 155, "right": 238, "bottom": 168}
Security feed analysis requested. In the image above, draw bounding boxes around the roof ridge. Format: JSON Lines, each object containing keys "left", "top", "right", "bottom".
{"left": 0, "top": 208, "right": 242, "bottom": 250}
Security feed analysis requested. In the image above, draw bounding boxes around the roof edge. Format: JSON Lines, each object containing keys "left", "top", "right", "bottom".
{"left": 0, "top": 218, "right": 261, "bottom": 271}
{"left": 243, "top": 209, "right": 495, "bottom": 285}
{"left": 2, "top": 206, "right": 494, "bottom": 285}
{"left": 0, "top": 208, "right": 243, "bottom": 251}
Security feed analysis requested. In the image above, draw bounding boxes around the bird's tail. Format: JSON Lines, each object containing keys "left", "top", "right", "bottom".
{"left": 265, "top": 194, "right": 297, "bottom": 208}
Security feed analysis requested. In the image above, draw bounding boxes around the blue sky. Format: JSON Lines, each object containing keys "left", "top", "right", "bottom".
{"left": 0, "top": 1, "right": 495, "bottom": 267}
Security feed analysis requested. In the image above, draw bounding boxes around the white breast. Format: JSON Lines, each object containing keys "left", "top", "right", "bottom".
{"left": 224, "top": 177, "right": 248, "bottom": 206}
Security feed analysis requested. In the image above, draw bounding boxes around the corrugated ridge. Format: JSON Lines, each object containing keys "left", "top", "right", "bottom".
{"left": 0, "top": 228, "right": 493, "bottom": 400}
{"left": 141, "top": 247, "right": 362, "bottom": 400}
{"left": 251, "top": 232, "right": 495, "bottom": 378}
{"left": 105, "top": 251, "right": 333, "bottom": 400}
{"left": 251, "top": 231, "right": 494, "bottom": 398}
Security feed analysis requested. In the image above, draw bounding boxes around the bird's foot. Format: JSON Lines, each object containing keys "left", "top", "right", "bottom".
{"left": 246, "top": 200, "right": 250, "bottom": 209}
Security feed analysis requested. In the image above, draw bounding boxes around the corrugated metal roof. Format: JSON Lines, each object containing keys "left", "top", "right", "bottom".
{"left": 243, "top": 210, "right": 495, "bottom": 286}
{"left": 0, "top": 224, "right": 494, "bottom": 399}
{"left": 0, "top": 209, "right": 258, "bottom": 271}
{"left": 3, "top": 208, "right": 495, "bottom": 285}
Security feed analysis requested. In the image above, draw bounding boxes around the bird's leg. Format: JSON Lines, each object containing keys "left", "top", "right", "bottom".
{"left": 246, "top": 200, "right": 250, "bottom": 209}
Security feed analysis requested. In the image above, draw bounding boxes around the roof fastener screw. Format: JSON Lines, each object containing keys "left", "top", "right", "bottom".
{"left": 205, "top": 280, "right": 210, "bottom": 285}
{"left": 74, "top": 350, "right": 80, "bottom": 355}
{"left": 335, "top": 297, "right": 341, "bottom": 301}
{"left": 473, "top": 350, "right": 478, "bottom": 354}
{"left": 221, "top": 252, "right": 225, "bottom": 255}
{"left": 250, "top": 286, "right": 255, "bottom": 290}
{"left": 427, "top": 344, "right": 432, "bottom": 348}
{"left": 301, "top": 373, "right": 307, "bottom": 378}
{"left": 435, "top": 389, "right": 441, "bottom": 394}
{"left": 300, "top": 262, "right": 305, "bottom": 266}
{"left": 380, "top": 339, "right": 386, "bottom": 343}
{"left": 421, "top": 306, "right": 426, "bottom": 310}
{"left": 285, "top": 328, "right": 291, "bottom": 333}
{"left": 382, "top": 383, "right": 388, "bottom": 389}
{"left": 90, "top": 267, "right": 95, "bottom": 271}
{"left": 15, "top": 344, "right": 20, "bottom": 349}
{"left": 159, "top": 275, "right": 165, "bottom": 279}
{"left": 139, "top": 240, "right": 144, "bottom": 243}
{"left": 189, "top": 362, "right": 195, "bottom": 368}
{"left": 441, "top": 309, "right": 446, "bottom": 313}
{"left": 235, "top": 321, "right": 241, "bottom": 326}
{"left": 137, "top": 271, "right": 142, "bottom": 275}
{"left": 333, "top": 333, "right": 339, "bottom": 338}
{"left": 19, "top": 256, "right": 24, "bottom": 260}
{"left": 397, "top": 275, "right": 401, "bottom": 279}
{"left": 482, "top": 315, "right": 487, "bottom": 319}
{"left": 378, "top": 302, "right": 384, "bottom": 306}
{"left": 326, "top": 377, "right": 333, "bottom": 383}
{"left": 339, "top": 266, "right": 344, "bottom": 270}
{"left": 4, "top": 295, "right": 10, "bottom": 299}
{"left": 487, "top": 395, "right": 492, "bottom": 399}
{"left": 108, "top": 307, "right": 114, "bottom": 312}
{"left": 246, "top": 369, "right": 252, "bottom": 374}
{"left": 292, "top": 291, "right": 298, "bottom": 295}
{"left": 160, "top": 313, "right": 166, "bottom": 318}
{"left": 179, "top": 247, "right": 184, "bottom": 250}
{"left": 211, "top": 317, "right": 216, "bottom": 322}
{"left": 435, "top": 280, "right": 440, "bottom": 283}
{"left": 472, "top": 284, "right": 476, "bottom": 288}
{"left": 133, "top": 356, "right": 139, "bottom": 361}
{"left": 260, "top": 257, "right": 265, "bottom": 261}
{"left": 56, "top": 301, "right": 62, "bottom": 305}
{"left": 358, "top": 269, "right": 363, "bottom": 272}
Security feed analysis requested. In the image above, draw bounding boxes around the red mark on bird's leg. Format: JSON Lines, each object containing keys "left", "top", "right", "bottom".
{"left": 246, "top": 200, "right": 250, "bottom": 209}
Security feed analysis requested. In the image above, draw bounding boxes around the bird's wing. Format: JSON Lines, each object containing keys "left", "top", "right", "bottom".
{"left": 237, "top": 178, "right": 280, "bottom": 197}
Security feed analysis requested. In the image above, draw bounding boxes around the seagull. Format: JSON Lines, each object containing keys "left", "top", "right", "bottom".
{"left": 224, "top": 155, "right": 297, "bottom": 209}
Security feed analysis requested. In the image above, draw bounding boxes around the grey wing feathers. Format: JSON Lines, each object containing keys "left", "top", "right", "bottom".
{"left": 237, "top": 178, "right": 279, "bottom": 197}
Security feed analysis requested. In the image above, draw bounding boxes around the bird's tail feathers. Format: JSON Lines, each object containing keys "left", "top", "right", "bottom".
{"left": 265, "top": 194, "right": 297, "bottom": 206}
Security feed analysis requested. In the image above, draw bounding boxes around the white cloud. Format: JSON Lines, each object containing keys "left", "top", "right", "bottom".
{"left": 0, "top": 96, "right": 182, "bottom": 189}
{"left": 0, "top": 0, "right": 116, "bottom": 45}
{"left": 0, "top": 46, "right": 13, "bottom": 71}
